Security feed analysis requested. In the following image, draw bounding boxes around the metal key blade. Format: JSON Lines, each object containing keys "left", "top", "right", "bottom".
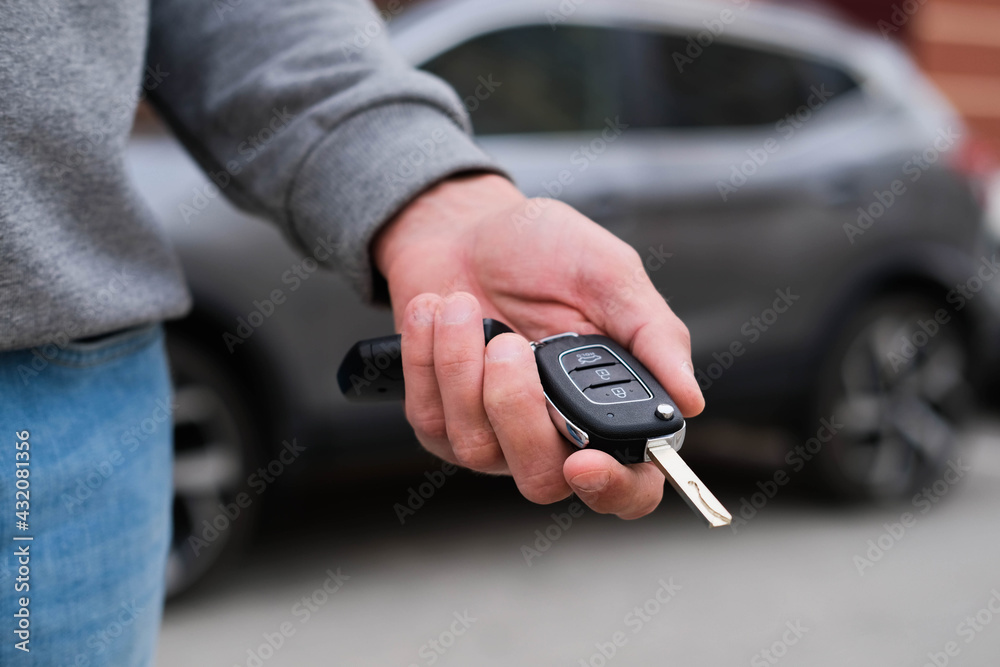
{"left": 646, "top": 438, "right": 732, "bottom": 528}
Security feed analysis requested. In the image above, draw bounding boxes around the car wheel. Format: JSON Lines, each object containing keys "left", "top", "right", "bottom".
{"left": 809, "top": 293, "right": 972, "bottom": 501}
{"left": 166, "top": 333, "right": 260, "bottom": 597}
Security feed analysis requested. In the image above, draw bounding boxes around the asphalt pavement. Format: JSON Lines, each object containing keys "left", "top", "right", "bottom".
{"left": 157, "top": 419, "right": 1000, "bottom": 666}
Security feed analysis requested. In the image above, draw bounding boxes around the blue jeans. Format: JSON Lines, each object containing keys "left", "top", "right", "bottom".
{"left": 0, "top": 325, "right": 171, "bottom": 666}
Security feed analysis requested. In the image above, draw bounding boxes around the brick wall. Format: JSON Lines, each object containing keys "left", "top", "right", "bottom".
{"left": 911, "top": 0, "right": 1000, "bottom": 155}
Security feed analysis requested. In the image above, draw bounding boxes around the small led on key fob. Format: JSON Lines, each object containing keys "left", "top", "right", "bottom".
{"left": 532, "top": 333, "right": 732, "bottom": 528}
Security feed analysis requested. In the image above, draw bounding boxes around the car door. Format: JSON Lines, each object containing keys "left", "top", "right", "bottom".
{"left": 606, "top": 29, "right": 872, "bottom": 380}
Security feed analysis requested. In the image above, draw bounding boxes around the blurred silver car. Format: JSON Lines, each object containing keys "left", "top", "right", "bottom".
{"left": 126, "top": 0, "right": 1000, "bottom": 595}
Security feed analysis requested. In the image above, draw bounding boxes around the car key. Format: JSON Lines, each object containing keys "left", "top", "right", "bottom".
{"left": 531, "top": 332, "right": 731, "bottom": 528}
{"left": 338, "top": 320, "right": 731, "bottom": 527}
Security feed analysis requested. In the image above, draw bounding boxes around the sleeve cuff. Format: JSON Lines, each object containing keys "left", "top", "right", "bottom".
{"left": 285, "top": 101, "right": 507, "bottom": 303}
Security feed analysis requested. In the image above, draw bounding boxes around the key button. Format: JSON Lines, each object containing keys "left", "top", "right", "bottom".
{"left": 583, "top": 382, "right": 649, "bottom": 404}
{"left": 569, "top": 364, "right": 633, "bottom": 390}
{"left": 561, "top": 347, "right": 612, "bottom": 373}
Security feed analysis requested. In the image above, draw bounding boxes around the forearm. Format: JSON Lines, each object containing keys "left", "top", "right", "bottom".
{"left": 146, "top": 0, "right": 503, "bottom": 299}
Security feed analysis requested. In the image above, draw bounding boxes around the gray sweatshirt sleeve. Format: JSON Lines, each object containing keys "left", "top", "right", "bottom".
{"left": 146, "top": 0, "right": 504, "bottom": 301}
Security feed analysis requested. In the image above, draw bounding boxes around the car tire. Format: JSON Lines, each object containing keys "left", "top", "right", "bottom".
{"left": 807, "top": 293, "right": 973, "bottom": 501}
{"left": 165, "top": 333, "right": 261, "bottom": 598}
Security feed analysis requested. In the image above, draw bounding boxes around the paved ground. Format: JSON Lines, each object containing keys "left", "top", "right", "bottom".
{"left": 158, "top": 420, "right": 1000, "bottom": 666}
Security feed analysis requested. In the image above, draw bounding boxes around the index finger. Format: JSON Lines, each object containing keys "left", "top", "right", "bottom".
{"left": 575, "top": 253, "right": 705, "bottom": 418}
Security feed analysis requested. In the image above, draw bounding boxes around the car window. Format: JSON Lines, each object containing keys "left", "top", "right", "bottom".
{"left": 620, "top": 31, "right": 859, "bottom": 129}
{"left": 421, "top": 25, "right": 625, "bottom": 135}
{"left": 421, "top": 24, "right": 859, "bottom": 135}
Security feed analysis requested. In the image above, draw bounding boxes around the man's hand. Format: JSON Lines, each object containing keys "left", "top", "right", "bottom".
{"left": 374, "top": 174, "right": 704, "bottom": 519}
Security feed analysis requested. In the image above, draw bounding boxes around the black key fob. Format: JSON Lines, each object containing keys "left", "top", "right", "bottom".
{"left": 531, "top": 333, "right": 684, "bottom": 465}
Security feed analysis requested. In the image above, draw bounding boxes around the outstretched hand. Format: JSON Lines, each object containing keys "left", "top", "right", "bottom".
{"left": 374, "top": 174, "right": 704, "bottom": 519}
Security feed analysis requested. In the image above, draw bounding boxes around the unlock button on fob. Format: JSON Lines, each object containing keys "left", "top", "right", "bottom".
{"left": 569, "top": 364, "right": 633, "bottom": 391}
{"left": 583, "top": 382, "right": 646, "bottom": 404}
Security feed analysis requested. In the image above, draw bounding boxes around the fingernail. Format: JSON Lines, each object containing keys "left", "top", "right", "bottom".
{"left": 486, "top": 334, "right": 523, "bottom": 362}
{"left": 570, "top": 470, "right": 611, "bottom": 493}
{"left": 681, "top": 361, "right": 695, "bottom": 377}
{"left": 441, "top": 294, "right": 474, "bottom": 324}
